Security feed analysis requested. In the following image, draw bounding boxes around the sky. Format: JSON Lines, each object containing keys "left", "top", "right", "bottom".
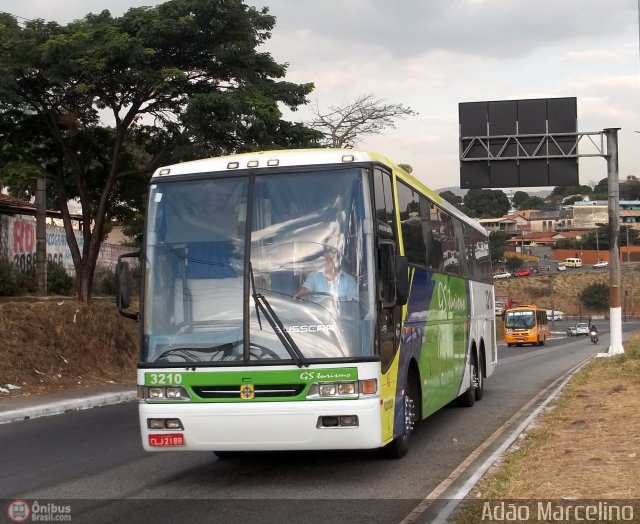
{"left": 4, "top": 0, "right": 640, "bottom": 193}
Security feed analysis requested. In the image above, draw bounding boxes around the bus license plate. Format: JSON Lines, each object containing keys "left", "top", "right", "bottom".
{"left": 149, "top": 433, "right": 185, "bottom": 447}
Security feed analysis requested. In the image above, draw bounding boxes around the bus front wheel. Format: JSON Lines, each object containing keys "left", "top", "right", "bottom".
{"left": 382, "top": 371, "right": 419, "bottom": 459}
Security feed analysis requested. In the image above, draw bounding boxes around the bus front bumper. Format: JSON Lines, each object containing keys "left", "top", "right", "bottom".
{"left": 139, "top": 398, "right": 383, "bottom": 452}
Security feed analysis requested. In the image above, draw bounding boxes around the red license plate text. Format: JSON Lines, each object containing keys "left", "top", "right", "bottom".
{"left": 149, "top": 433, "right": 185, "bottom": 447}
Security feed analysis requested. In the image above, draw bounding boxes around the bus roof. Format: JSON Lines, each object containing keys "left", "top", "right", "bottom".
{"left": 151, "top": 148, "right": 486, "bottom": 235}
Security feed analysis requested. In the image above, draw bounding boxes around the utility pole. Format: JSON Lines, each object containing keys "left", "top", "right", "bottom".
{"left": 601, "top": 128, "right": 624, "bottom": 355}
{"left": 35, "top": 173, "right": 47, "bottom": 296}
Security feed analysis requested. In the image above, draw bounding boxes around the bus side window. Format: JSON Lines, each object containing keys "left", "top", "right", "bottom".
{"left": 397, "top": 181, "right": 427, "bottom": 266}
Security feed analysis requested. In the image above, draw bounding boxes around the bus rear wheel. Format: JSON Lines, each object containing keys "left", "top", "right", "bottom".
{"left": 474, "top": 355, "right": 484, "bottom": 401}
{"left": 457, "top": 353, "right": 477, "bottom": 407}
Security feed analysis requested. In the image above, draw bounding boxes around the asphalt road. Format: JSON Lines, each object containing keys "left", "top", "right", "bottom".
{"left": 1, "top": 320, "right": 638, "bottom": 524}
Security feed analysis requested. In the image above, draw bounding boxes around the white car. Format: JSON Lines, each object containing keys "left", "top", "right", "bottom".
{"left": 575, "top": 322, "right": 589, "bottom": 335}
{"left": 593, "top": 260, "right": 608, "bottom": 269}
{"left": 493, "top": 271, "right": 511, "bottom": 280}
{"left": 557, "top": 263, "right": 566, "bottom": 271}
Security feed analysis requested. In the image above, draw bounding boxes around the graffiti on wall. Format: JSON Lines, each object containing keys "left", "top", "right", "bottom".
{"left": 0, "top": 215, "right": 131, "bottom": 274}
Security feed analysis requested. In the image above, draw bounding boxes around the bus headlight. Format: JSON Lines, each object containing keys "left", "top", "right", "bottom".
{"left": 319, "top": 384, "right": 337, "bottom": 396}
{"left": 141, "top": 386, "right": 191, "bottom": 401}
{"left": 148, "top": 387, "right": 165, "bottom": 399}
{"left": 337, "top": 383, "right": 356, "bottom": 395}
{"left": 306, "top": 381, "right": 375, "bottom": 399}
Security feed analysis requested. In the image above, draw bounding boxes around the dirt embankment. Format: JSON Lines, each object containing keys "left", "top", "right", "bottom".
{"left": 495, "top": 266, "right": 640, "bottom": 317}
{"left": 0, "top": 300, "right": 138, "bottom": 397}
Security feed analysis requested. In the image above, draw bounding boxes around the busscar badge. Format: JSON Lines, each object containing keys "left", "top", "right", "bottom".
{"left": 240, "top": 384, "right": 255, "bottom": 399}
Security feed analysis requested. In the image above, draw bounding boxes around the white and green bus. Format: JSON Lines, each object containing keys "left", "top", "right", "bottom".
{"left": 117, "top": 149, "right": 497, "bottom": 458}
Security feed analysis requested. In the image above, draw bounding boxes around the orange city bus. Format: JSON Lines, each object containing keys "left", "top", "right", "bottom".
{"left": 503, "top": 305, "right": 549, "bottom": 347}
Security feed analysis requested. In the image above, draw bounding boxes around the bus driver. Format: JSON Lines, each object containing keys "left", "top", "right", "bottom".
{"left": 294, "top": 252, "right": 357, "bottom": 304}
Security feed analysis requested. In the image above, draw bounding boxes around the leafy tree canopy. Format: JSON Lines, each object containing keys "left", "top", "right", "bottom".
{"left": 518, "top": 195, "right": 547, "bottom": 210}
{"left": 550, "top": 184, "right": 592, "bottom": 198}
{"left": 0, "top": 1, "right": 320, "bottom": 301}
{"left": 463, "top": 189, "right": 510, "bottom": 218}
{"left": 488, "top": 231, "right": 509, "bottom": 262}
{"left": 439, "top": 190, "right": 473, "bottom": 216}
{"left": 579, "top": 283, "right": 609, "bottom": 311}
{"left": 512, "top": 191, "right": 529, "bottom": 208}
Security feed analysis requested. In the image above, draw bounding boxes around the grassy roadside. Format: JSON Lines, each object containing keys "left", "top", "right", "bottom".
{"left": 452, "top": 334, "right": 640, "bottom": 523}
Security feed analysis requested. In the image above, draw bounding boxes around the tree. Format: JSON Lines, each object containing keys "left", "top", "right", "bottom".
{"left": 512, "top": 191, "right": 529, "bottom": 209}
{"left": 463, "top": 189, "right": 510, "bottom": 218}
{"left": 308, "top": 94, "right": 416, "bottom": 148}
{"left": 593, "top": 177, "right": 608, "bottom": 195}
{"left": 505, "top": 256, "right": 524, "bottom": 273}
{"left": 518, "top": 195, "right": 547, "bottom": 210}
{"left": 439, "top": 190, "right": 472, "bottom": 216}
{"left": 579, "top": 283, "right": 609, "bottom": 311}
{"left": 620, "top": 177, "right": 640, "bottom": 200}
{"left": 0, "top": 2, "right": 320, "bottom": 301}
{"left": 550, "top": 184, "right": 592, "bottom": 198}
{"left": 489, "top": 231, "right": 509, "bottom": 262}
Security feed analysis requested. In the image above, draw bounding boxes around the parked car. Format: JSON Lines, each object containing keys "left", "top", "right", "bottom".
{"left": 557, "top": 263, "right": 566, "bottom": 271}
{"left": 493, "top": 271, "right": 512, "bottom": 280}
{"left": 514, "top": 268, "right": 533, "bottom": 277}
{"left": 593, "top": 260, "right": 608, "bottom": 269}
{"left": 575, "top": 322, "right": 589, "bottom": 335}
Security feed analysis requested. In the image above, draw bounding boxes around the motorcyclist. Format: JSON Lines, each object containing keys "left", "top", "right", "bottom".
{"left": 590, "top": 324, "right": 598, "bottom": 334}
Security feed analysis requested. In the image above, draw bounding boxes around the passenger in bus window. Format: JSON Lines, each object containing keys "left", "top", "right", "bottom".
{"left": 294, "top": 252, "right": 357, "bottom": 304}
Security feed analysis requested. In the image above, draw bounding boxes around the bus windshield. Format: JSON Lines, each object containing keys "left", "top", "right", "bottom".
{"left": 142, "top": 168, "right": 376, "bottom": 365}
{"left": 505, "top": 310, "right": 536, "bottom": 329}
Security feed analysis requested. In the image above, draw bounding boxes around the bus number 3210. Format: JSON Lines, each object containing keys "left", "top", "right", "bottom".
{"left": 147, "top": 373, "right": 183, "bottom": 385}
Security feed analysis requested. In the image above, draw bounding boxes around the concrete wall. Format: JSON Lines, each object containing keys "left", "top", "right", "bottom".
{"left": 552, "top": 247, "right": 640, "bottom": 265}
{"left": 0, "top": 215, "right": 132, "bottom": 275}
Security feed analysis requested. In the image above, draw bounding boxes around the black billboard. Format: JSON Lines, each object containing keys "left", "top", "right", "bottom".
{"left": 459, "top": 97, "right": 578, "bottom": 189}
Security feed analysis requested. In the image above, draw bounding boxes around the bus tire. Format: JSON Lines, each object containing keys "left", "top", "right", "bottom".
{"left": 457, "top": 354, "right": 477, "bottom": 407}
{"left": 382, "top": 371, "right": 420, "bottom": 459}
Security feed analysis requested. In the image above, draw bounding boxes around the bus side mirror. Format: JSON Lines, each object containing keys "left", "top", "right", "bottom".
{"left": 379, "top": 241, "right": 408, "bottom": 308}
{"left": 116, "top": 251, "right": 140, "bottom": 321}
{"left": 395, "top": 255, "right": 409, "bottom": 306}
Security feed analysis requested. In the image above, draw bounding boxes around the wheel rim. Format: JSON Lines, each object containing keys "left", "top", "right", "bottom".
{"left": 404, "top": 390, "right": 416, "bottom": 434}
{"left": 471, "top": 361, "right": 479, "bottom": 389}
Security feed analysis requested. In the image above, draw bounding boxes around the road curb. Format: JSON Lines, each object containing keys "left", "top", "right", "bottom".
{"left": 0, "top": 390, "right": 137, "bottom": 425}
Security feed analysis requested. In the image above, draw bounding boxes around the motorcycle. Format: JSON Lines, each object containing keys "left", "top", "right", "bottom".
{"left": 590, "top": 330, "right": 599, "bottom": 344}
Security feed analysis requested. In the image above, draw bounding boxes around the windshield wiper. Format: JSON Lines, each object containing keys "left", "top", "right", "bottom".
{"left": 250, "top": 263, "right": 308, "bottom": 368}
